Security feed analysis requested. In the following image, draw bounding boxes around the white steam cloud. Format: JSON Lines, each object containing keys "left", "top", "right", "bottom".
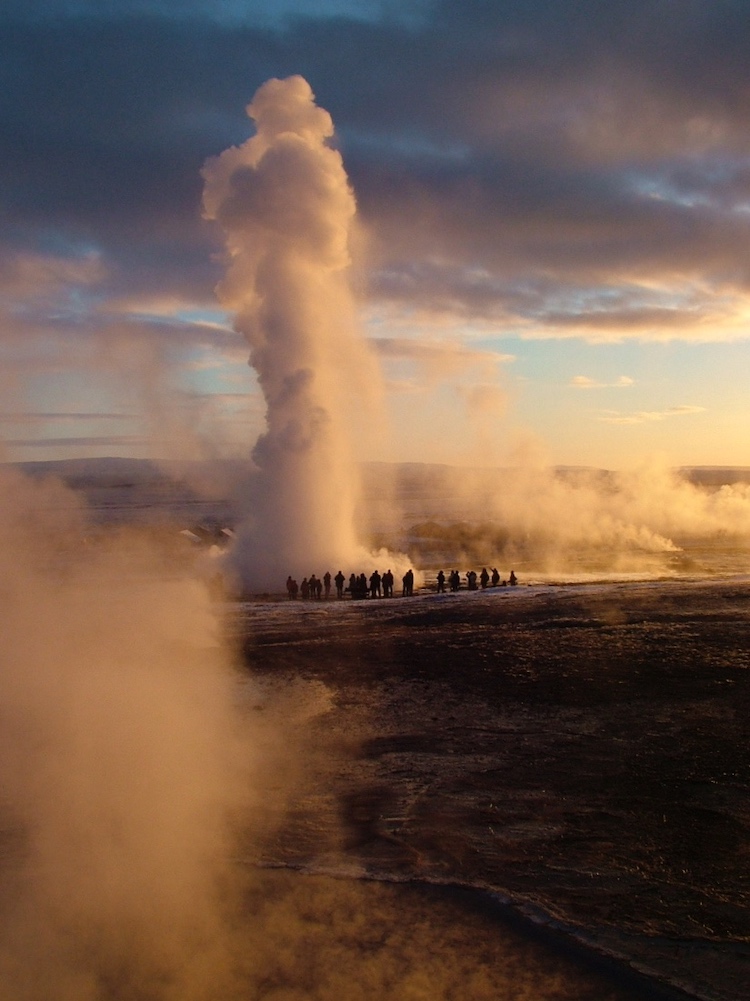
{"left": 0, "top": 466, "right": 260, "bottom": 999}
{"left": 386, "top": 457, "right": 750, "bottom": 577}
{"left": 202, "top": 76, "right": 400, "bottom": 590}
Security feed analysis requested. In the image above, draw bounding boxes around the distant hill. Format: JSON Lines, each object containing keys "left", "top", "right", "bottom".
{"left": 15, "top": 456, "right": 166, "bottom": 486}
{"left": 11, "top": 456, "right": 750, "bottom": 493}
{"left": 680, "top": 466, "right": 750, "bottom": 487}
{"left": 9, "top": 457, "right": 242, "bottom": 528}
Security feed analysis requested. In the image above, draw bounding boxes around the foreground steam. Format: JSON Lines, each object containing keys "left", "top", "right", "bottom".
{"left": 0, "top": 467, "right": 257, "bottom": 999}
{"left": 203, "top": 77, "right": 387, "bottom": 590}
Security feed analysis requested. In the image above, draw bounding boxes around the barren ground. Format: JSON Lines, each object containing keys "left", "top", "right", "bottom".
{"left": 233, "top": 579, "right": 750, "bottom": 1001}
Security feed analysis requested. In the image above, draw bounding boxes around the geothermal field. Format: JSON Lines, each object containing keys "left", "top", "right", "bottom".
{"left": 1, "top": 76, "right": 749, "bottom": 1001}
{"left": 0, "top": 457, "right": 748, "bottom": 1001}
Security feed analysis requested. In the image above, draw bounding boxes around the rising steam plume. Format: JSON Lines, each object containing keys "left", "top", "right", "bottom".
{"left": 202, "top": 76, "right": 388, "bottom": 590}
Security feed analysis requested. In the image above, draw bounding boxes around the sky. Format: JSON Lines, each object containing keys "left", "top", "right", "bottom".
{"left": 2, "top": 0, "right": 749, "bottom": 470}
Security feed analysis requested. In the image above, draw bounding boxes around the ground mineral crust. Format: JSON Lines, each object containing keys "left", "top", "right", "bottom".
{"left": 232, "top": 578, "right": 750, "bottom": 1001}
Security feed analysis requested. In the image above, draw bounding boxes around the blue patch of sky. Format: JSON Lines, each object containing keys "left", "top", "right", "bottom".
{"left": 167, "top": 106, "right": 250, "bottom": 150}
{"left": 341, "top": 128, "right": 471, "bottom": 164}
{"left": 173, "top": 306, "right": 233, "bottom": 328}
{"left": 628, "top": 176, "right": 711, "bottom": 209}
{"left": 180, "top": 339, "right": 257, "bottom": 395}
{"left": 183, "top": 364, "right": 237, "bottom": 396}
{"left": 125, "top": 307, "right": 233, "bottom": 333}
{"left": 52, "top": 287, "right": 103, "bottom": 322}
{"left": 622, "top": 159, "right": 750, "bottom": 213}
{"left": 523, "top": 280, "right": 704, "bottom": 322}
{"left": 20, "top": 0, "right": 387, "bottom": 27}
{"left": 32, "top": 230, "right": 102, "bottom": 260}
{"left": 233, "top": 0, "right": 382, "bottom": 27}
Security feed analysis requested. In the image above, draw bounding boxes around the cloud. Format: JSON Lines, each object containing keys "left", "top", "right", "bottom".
{"left": 4, "top": 435, "right": 148, "bottom": 449}
{"left": 599, "top": 405, "right": 707, "bottom": 425}
{"left": 370, "top": 337, "right": 513, "bottom": 415}
{"left": 373, "top": 335, "right": 513, "bottom": 369}
{"left": 571, "top": 375, "right": 634, "bottom": 388}
{"left": 455, "top": 381, "right": 508, "bottom": 418}
{"left": 0, "top": 249, "right": 105, "bottom": 300}
{"left": 4, "top": 1, "right": 750, "bottom": 352}
{"left": 0, "top": 411, "right": 133, "bottom": 425}
{"left": 2, "top": 0, "right": 750, "bottom": 470}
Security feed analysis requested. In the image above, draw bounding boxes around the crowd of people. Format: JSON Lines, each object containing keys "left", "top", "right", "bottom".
{"left": 285, "top": 567, "right": 517, "bottom": 600}
{"left": 436, "top": 567, "right": 517, "bottom": 592}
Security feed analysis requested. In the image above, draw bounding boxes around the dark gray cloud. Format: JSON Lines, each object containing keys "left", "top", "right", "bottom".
{"left": 2, "top": 0, "right": 750, "bottom": 340}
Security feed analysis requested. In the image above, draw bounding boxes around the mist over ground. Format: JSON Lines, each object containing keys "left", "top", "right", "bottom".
{"left": 0, "top": 460, "right": 675, "bottom": 1000}
{"left": 16, "top": 456, "right": 750, "bottom": 588}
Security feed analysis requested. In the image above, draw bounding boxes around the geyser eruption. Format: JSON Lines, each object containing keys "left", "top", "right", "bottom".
{"left": 203, "top": 76, "right": 385, "bottom": 590}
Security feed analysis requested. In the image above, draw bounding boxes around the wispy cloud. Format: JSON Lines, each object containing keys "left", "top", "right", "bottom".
{"left": 571, "top": 375, "right": 634, "bottom": 389}
{"left": 3, "top": 436, "right": 147, "bottom": 449}
{"left": 599, "top": 405, "right": 707, "bottom": 425}
{"left": 0, "top": 412, "right": 134, "bottom": 425}
{"left": 372, "top": 336, "right": 514, "bottom": 391}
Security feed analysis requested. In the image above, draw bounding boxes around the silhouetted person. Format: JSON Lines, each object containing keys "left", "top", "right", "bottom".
{"left": 382, "top": 569, "right": 394, "bottom": 597}
{"left": 467, "top": 570, "right": 477, "bottom": 591}
{"left": 315, "top": 576, "right": 323, "bottom": 599}
{"left": 335, "top": 570, "right": 345, "bottom": 598}
{"left": 509, "top": 570, "right": 518, "bottom": 586}
{"left": 370, "top": 570, "right": 382, "bottom": 598}
{"left": 436, "top": 570, "right": 446, "bottom": 593}
{"left": 480, "top": 567, "right": 489, "bottom": 589}
{"left": 348, "top": 572, "right": 356, "bottom": 597}
{"left": 300, "top": 577, "right": 310, "bottom": 599}
{"left": 309, "top": 574, "right": 319, "bottom": 599}
{"left": 491, "top": 567, "right": 500, "bottom": 587}
{"left": 286, "top": 575, "right": 295, "bottom": 599}
{"left": 323, "top": 571, "right": 331, "bottom": 598}
{"left": 450, "top": 569, "right": 460, "bottom": 592}
{"left": 402, "top": 568, "right": 414, "bottom": 596}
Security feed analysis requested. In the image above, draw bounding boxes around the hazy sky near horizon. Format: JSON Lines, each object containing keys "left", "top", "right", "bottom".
{"left": 2, "top": 0, "right": 750, "bottom": 469}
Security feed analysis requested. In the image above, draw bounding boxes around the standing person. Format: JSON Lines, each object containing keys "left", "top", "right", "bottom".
{"left": 286, "top": 575, "right": 295, "bottom": 599}
{"left": 309, "top": 574, "right": 318, "bottom": 598}
{"left": 480, "top": 567, "right": 489, "bottom": 589}
{"left": 402, "top": 568, "right": 414, "bottom": 596}
{"left": 334, "top": 570, "right": 345, "bottom": 598}
{"left": 491, "top": 567, "right": 500, "bottom": 587}
{"left": 323, "top": 571, "right": 331, "bottom": 598}
{"left": 348, "top": 572, "right": 356, "bottom": 597}
{"left": 315, "top": 576, "right": 323, "bottom": 599}
{"left": 382, "top": 569, "right": 393, "bottom": 597}
{"left": 369, "top": 569, "right": 382, "bottom": 598}
{"left": 467, "top": 570, "right": 477, "bottom": 591}
{"left": 300, "top": 577, "right": 310, "bottom": 599}
{"left": 509, "top": 569, "right": 518, "bottom": 586}
{"left": 436, "top": 570, "right": 446, "bottom": 593}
